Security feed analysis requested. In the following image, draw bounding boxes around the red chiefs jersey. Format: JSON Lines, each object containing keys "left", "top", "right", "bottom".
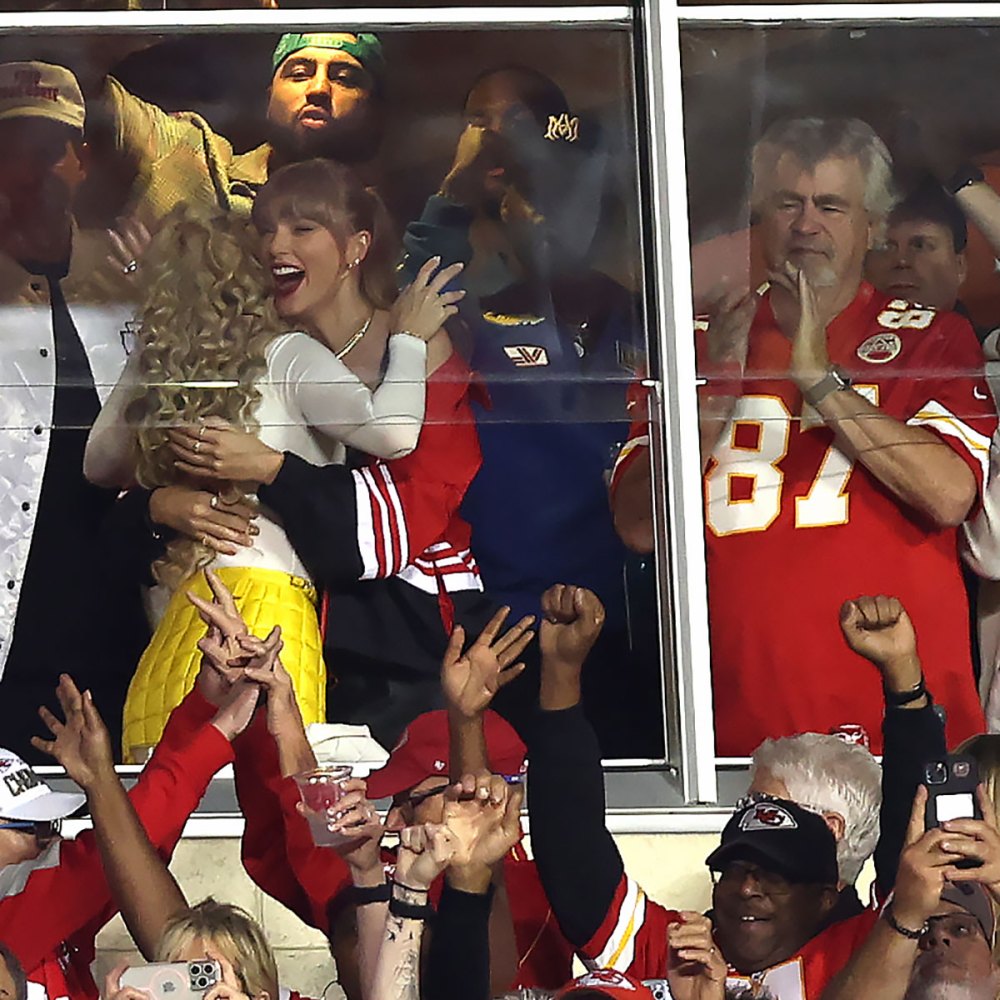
{"left": 0, "top": 693, "right": 233, "bottom": 1000}
{"left": 583, "top": 873, "right": 877, "bottom": 998}
{"left": 614, "top": 283, "right": 993, "bottom": 755}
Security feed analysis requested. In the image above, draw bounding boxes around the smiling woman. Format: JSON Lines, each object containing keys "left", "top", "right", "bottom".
{"left": 84, "top": 165, "right": 462, "bottom": 759}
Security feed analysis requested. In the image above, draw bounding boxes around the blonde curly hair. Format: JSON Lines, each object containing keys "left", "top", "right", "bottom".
{"left": 125, "top": 205, "right": 288, "bottom": 590}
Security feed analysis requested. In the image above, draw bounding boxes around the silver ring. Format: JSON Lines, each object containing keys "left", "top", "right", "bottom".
{"left": 198, "top": 424, "right": 207, "bottom": 439}
{"left": 193, "top": 440, "right": 201, "bottom": 454}
{"left": 210, "top": 495, "right": 219, "bottom": 510}
{"left": 123, "top": 259, "right": 138, "bottom": 275}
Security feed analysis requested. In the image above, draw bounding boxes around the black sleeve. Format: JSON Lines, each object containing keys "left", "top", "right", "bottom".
{"left": 401, "top": 195, "right": 475, "bottom": 284}
{"left": 874, "top": 702, "right": 946, "bottom": 896}
{"left": 526, "top": 704, "right": 625, "bottom": 947}
{"left": 100, "top": 486, "right": 167, "bottom": 587}
{"left": 257, "top": 453, "right": 364, "bottom": 585}
{"left": 424, "top": 883, "right": 494, "bottom": 1000}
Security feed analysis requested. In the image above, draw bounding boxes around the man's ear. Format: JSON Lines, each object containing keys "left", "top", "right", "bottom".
{"left": 818, "top": 884, "right": 840, "bottom": 916}
{"left": 822, "top": 811, "right": 846, "bottom": 843}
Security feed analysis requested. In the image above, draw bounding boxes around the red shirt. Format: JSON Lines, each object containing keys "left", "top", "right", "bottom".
{"left": 583, "top": 872, "right": 877, "bottom": 998}
{"left": 614, "top": 284, "right": 994, "bottom": 755}
{"left": 0, "top": 693, "right": 234, "bottom": 1000}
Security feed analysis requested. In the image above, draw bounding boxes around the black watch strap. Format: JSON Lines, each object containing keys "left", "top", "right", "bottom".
{"left": 944, "top": 163, "right": 985, "bottom": 197}
{"left": 803, "top": 366, "right": 852, "bottom": 408}
{"left": 884, "top": 677, "right": 931, "bottom": 708}
{"left": 348, "top": 882, "right": 391, "bottom": 906}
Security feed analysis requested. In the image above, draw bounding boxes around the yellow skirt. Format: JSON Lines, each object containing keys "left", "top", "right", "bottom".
{"left": 122, "top": 566, "right": 326, "bottom": 762}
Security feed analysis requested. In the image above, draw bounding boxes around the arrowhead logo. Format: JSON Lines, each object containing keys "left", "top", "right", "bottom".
{"left": 503, "top": 345, "right": 549, "bottom": 367}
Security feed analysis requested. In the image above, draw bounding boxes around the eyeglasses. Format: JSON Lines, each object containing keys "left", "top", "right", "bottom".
{"left": 711, "top": 860, "right": 793, "bottom": 896}
{"left": 0, "top": 819, "right": 61, "bottom": 840}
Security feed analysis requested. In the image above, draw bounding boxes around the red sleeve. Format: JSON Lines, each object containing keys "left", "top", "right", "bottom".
{"left": 234, "top": 718, "right": 353, "bottom": 935}
{"left": 609, "top": 378, "right": 651, "bottom": 500}
{"left": 0, "top": 719, "right": 232, "bottom": 972}
{"left": 902, "top": 312, "right": 996, "bottom": 495}
{"left": 233, "top": 714, "right": 318, "bottom": 931}
{"left": 352, "top": 354, "right": 481, "bottom": 579}
{"left": 578, "top": 873, "right": 676, "bottom": 980}
{"left": 158, "top": 684, "right": 218, "bottom": 751}
{"left": 275, "top": 776, "right": 353, "bottom": 931}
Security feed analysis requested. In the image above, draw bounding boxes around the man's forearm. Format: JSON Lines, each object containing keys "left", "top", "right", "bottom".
{"left": 611, "top": 450, "right": 655, "bottom": 555}
{"left": 88, "top": 770, "right": 187, "bottom": 958}
{"left": 274, "top": 724, "right": 316, "bottom": 778}
{"left": 822, "top": 918, "right": 916, "bottom": 1000}
{"left": 815, "top": 391, "right": 975, "bottom": 527}
{"left": 448, "top": 711, "right": 489, "bottom": 780}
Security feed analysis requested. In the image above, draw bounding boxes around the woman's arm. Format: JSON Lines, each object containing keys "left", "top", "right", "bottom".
{"left": 84, "top": 352, "right": 142, "bottom": 488}
{"left": 272, "top": 331, "right": 429, "bottom": 460}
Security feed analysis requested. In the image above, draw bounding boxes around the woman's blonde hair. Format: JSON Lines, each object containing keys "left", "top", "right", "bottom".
{"left": 157, "top": 898, "right": 278, "bottom": 1000}
{"left": 125, "top": 204, "right": 288, "bottom": 589}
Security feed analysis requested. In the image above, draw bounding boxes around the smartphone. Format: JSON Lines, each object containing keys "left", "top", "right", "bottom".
{"left": 924, "top": 753, "right": 983, "bottom": 869}
{"left": 120, "top": 961, "right": 222, "bottom": 1000}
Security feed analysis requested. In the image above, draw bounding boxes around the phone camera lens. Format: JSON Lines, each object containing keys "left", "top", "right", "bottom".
{"left": 955, "top": 762, "right": 971, "bottom": 778}
{"left": 926, "top": 761, "right": 949, "bottom": 785}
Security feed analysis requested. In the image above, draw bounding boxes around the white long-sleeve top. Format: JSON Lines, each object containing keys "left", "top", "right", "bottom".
{"left": 85, "top": 329, "right": 428, "bottom": 587}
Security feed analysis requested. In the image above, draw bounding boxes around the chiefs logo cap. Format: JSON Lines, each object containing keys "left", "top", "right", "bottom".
{"left": 555, "top": 968, "right": 656, "bottom": 998}
{"left": 0, "top": 747, "right": 84, "bottom": 822}
{"left": 705, "top": 794, "right": 838, "bottom": 886}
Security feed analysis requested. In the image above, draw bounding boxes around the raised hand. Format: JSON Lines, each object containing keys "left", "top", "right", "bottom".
{"left": 666, "top": 912, "right": 728, "bottom": 1000}
{"left": 324, "top": 778, "right": 387, "bottom": 878}
{"left": 390, "top": 257, "right": 466, "bottom": 342}
{"left": 939, "top": 785, "right": 1000, "bottom": 894}
{"left": 441, "top": 607, "right": 534, "bottom": 720}
{"left": 439, "top": 125, "right": 506, "bottom": 207}
{"left": 32, "top": 675, "right": 115, "bottom": 791}
{"left": 169, "top": 418, "right": 284, "bottom": 487}
{"left": 891, "top": 786, "right": 967, "bottom": 931}
{"left": 840, "top": 594, "right": 922, "bottom": 692}
{"left": 395, "top": 823, "right": 458, "bottom": 892}
{"left": 442, "top": 772, "right": 524, "bottom": 883}
{"left": 239, "top": 631, "right": 304, "bottom": 741}
{"left": 539, "top": 584, "right": 605, "bottom": 672}
{"left": 704, "top": 287, "right": 756, "bottom": 373}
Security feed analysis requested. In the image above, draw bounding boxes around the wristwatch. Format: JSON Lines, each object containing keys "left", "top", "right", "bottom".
{"left": 944, "top": 163, "right": 985, "bottom": 197}
{"left": 802, "top": 365, "right": 853, "bottom": 408}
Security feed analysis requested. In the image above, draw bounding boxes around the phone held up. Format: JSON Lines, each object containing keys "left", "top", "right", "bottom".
{"left": 923, "top": 753, "right": 983, "bottom": 870}
{"left": 120, "top": 961, "right": 222, "bottom": 1000}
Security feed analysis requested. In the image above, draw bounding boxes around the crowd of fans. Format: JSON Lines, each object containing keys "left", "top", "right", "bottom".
{"left": 6, "top": 6, "right": 1000, "bottom": 1000}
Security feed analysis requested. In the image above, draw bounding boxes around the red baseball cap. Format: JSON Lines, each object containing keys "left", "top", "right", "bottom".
{"left": 556, "top": 969, "right": 656, "bottom": 999}
{"left": 365, "top": 709, "right": 526, "bottom": 800}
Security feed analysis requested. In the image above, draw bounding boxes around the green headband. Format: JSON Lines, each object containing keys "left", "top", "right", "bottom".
{"left": 272, "top": 32, "right": 384, "bottom": 77}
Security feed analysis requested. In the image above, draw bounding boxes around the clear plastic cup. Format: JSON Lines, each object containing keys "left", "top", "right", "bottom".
{"left": 292, "top": 765, "right": 353, "bottom": 847}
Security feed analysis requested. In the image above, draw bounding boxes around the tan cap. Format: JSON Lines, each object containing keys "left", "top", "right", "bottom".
{"left": 0, "top": 61, "right": 85, "bottom": 131}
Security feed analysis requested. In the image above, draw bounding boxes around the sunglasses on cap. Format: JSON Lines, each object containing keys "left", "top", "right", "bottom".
{"left": 0, "top": 818, "right": 61, "bottom": 840}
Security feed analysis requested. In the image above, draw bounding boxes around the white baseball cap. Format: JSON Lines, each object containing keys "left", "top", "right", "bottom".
{"left": 0, "top": 749, "right": 85, "bottom": 821}
{"left": 0, "top": 61, "right": 85, "bottom": 132}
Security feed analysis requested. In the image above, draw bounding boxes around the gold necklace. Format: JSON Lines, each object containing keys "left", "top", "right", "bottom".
{"left": 335, "top": 311, "right": 374, "bottom": 361}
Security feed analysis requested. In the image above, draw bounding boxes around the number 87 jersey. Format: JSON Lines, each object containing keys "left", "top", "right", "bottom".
{"left": 704, "top": 283, "right": 993, "bottom": 756}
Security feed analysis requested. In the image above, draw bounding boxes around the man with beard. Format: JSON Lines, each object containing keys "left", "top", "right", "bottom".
{"left": 824, "top": 790, "right": 1000, "bottom": 1000}
{"left": 611, "top": 116, "right": 996, "bottom": 756}
{"left": 97, "top": 31, "right": 384, "bottom": 227}
{"left": 0, "top": 61, "right": 146, "bottom": 759}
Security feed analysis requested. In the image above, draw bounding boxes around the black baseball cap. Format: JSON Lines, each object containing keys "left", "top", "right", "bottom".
{"left": 706, "top": 796, "right": 839, "bottom": 886}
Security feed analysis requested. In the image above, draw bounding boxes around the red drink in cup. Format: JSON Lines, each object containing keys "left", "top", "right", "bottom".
{"left": 292, "top": 765, "right": 352, "bottom": 847}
